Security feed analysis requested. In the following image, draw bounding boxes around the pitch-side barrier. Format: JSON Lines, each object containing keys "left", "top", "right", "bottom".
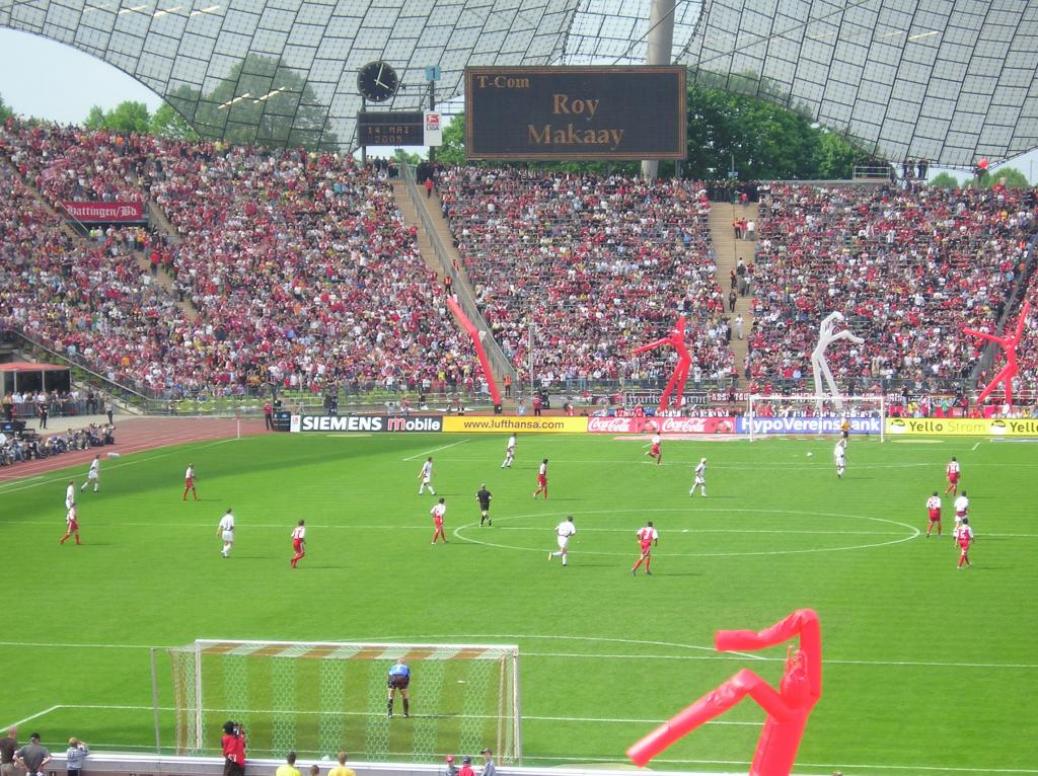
{"left": 35, "top": 753, "right": 733, "bottom": 776}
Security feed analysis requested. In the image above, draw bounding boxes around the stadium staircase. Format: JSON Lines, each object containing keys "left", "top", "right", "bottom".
{"left": 391, "top": 171, "right": 518, "bottom": 391}
{"left": 708, "top": 201, "right": 758, "bottom": 385}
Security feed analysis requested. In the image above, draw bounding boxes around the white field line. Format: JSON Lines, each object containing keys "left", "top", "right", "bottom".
{"left": 972, "top": 441, "right": 981, "bottom": 450}
{"left": 7, "top": 704, "right": 61, "bottom": 727}
{"left": 0, "top": 438, "right": 237, "bottom": 496}
{"left": 0, "top": 639, "right": 1035, "bottom": 670}
{"left": 402, "top": 439, "right": 469, "bottom": 461}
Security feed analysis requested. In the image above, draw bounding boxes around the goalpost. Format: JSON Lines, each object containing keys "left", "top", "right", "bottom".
{"left": 746, "top": 394, "right": 887, "bottom": 442}
{"left": 153, "top": 640, "right": 521, "bottom": 764}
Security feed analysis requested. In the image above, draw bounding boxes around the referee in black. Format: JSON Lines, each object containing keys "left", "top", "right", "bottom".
{"left": 476, "top": 483, "right": 493, "bottom": 527}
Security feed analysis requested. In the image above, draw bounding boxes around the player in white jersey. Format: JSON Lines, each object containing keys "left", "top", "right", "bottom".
{"left": 217, "top": 508, "right": 235, "bottom": 558}
{"left": 631, "top": 521, "right": 659, "bottom": 575}
{"left": 81, "top": 455, "right": 101, "bottom": 492}
{"left": 59, "top": 504, "right": 81, "bottom": 545}
{"left": 290, "top": 520, "right": 306, "bottom": 568}
{"left": 953, "top": 491, "right": 969, "bottom": 530}
{"left": 548, "top": 515, "right": 576, "bottom": 566}
{"left": 418, "top": 457, "right": 436, "bottom": 495}
{"left": 689, "top": 458, "right": 708, "bottom": 497}
{"left": 925, "top": 492, "right": 942, "bottom": 537}
{"left": 833, "top": 439, "right": 847, "bottom": 479}
{"left": 430, "top": 498, "right": 448, "bottom": 544}
{"left": 501, "top": 434, "right": 516, "bottom": 468}
{"left": 65, "top": 480, "right": 76, "bottom": 510}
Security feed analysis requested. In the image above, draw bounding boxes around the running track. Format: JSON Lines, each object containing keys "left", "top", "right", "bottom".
{"left": 0, "top": 417, "right": 268, "bottom": 482}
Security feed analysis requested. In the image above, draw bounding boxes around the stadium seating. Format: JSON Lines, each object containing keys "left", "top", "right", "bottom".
{"left": 439, "top": 167, "right": 734, "bottom": 389}
{"left": 748, "top": 183, "right": 1038, "bottom": 395}
{"left": 0, "top": 124, "right": 476, "bottom": 398}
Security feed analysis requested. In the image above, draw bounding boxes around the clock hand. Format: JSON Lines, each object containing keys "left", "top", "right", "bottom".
{"left": 376, "top": 63, "right": 384, "bottom": 83}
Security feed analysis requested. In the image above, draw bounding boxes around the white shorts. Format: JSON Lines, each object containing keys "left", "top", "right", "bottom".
{"left": 694, "top": 476, "right": 705, "bottom": 484}
{"left": 557, "top": 536, "right": 570, "bottom": 550}
{"left": 422, "top": 476, "right": 432, "bottom": 484}
{"left": 835, "top": 457, "right": 845, "bottom": 466}
{"left": 88, "top": 470, "right": 99, "bottom": 480}
{"left": 222, "top": 530, "right": 234, "bottom": 543}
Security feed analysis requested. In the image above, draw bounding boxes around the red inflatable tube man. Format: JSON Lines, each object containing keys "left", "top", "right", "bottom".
{"left": 632, "top": 317, "right": 692, "bottom": 412}
{"left": 962, "top": 300, "right": 1030, "bottom": 409}
{"left": 627, "top": 609, "right": 822, "bottom": 776}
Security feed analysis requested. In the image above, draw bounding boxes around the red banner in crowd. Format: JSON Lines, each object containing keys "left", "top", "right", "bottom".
{"left": 587, "top": 416, "right": 736, "bottom": 434}
{"left": 61, "top": 201, "right": 146, "bottom": 223}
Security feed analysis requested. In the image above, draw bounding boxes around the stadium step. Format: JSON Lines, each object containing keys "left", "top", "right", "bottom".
{"left": 707, "top": 201, "right": 758, "bottom": 386}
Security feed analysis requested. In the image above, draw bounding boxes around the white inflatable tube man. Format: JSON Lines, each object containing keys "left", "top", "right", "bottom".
{"left": 811, "top": 312, "right": 864, "bottom": 412}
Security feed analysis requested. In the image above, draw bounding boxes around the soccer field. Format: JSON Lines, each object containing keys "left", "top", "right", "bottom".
{"left": 2, "top": 431, "right": 1036, "bottom": 775}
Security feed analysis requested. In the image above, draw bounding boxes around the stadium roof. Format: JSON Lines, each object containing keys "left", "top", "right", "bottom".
{"left": 2, "top": 0, "right": 1036, "bottom": 167}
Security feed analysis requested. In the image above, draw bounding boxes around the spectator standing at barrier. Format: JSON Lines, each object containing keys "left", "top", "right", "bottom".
{"left": 264, "top": 402, "right": 274, "bottom": 431}
{"left": 480, "top": 749, "right": 496, "bottom": 776}
{"left": 220, "top": 722, "right": 246, "bottom": 776}
{"left": 2, "top": 394, "right": 12, "bottom": 422}
{"left": 0, "top": 727, "right": 17, "bottom": 776}
{"left": 328, "top": 752, "right": 355, "bottom": 776}
{"left": 275, "top": 752, "right": 299, "bottom": 776}
{"left": 458, "top": 757, "right": 475, "bottom": 776}
{"left": 15, "top": 733, "right": 50, "bottom": 776}
{"left": 65, "top": 738, "right": 88, "bottom": 776}
{"left": 532, "top": 394, "right": 542, "bottom": 416}
{"left": 37, "top": 401, "right": 47, "bottom": 430}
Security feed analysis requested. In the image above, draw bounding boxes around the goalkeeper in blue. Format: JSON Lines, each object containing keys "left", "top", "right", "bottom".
{"left": 387, "top": 660, "right": 411, "bottom": 718}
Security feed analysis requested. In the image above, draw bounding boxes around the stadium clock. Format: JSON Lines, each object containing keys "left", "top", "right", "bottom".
{"left": 357, "top": 60, "right": 399, "bottom": 102}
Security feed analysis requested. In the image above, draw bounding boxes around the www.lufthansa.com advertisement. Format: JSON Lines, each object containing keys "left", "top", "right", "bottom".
{"left": 886, "top": 417, "right": 1038, "bottom": 436}
{"left": 442, "top": 416, "right": 589, "bottom": 433}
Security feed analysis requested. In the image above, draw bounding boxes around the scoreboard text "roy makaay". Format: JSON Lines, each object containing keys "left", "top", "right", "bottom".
{"left": 464, "top": 66, "right": 687, "bottom": 160}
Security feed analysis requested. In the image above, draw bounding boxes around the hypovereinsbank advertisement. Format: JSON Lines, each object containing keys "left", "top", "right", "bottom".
{"left": 442, "top": 416, "right": 589, "bottom": 433}
{"left": 886, "top": 417, "right": 1038, "bottom": 436}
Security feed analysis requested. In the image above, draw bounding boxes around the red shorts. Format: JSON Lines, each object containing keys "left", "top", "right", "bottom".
{"left": 639, "top": 541, "right": 652, "bottom": 554}
{"left": 928, "top": 512, "right": 941, "bottom": 522}
{"left": 185, "top": 478, "right": 194, "bottom": 487}
{"left": 650, "top": 445, "right": 661, "bottom": 456}
{"left": 67, "top": 519, "right": 79, "bottom": 531}
{"left": 434, "top": 516, "right": 443, "bottom": 527}
{"left": 958, "top": 541, "right": 970, "bottom": 552}
{"left": 292, "top": 539, "right": 303, "bottom": 552}
{"left": 948, "top": 473, "right": 959, "bottom": 483}
{"left": 537, "top": 474, "right": 547, "bottom": 487}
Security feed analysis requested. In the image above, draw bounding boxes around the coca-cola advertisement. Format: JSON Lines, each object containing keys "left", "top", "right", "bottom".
{"left": 587, "top": 416, "right": 736, "bottom": 434}
{"left": 61, "top": 201, "right": 147, "bottom": 223}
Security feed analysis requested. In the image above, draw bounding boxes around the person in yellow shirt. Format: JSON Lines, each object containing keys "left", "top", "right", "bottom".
{"left": 328, "top": 752, "right": 355, "bottom": 776}
{"left": 275, "top": 752, "right": 301, "bottom": 776}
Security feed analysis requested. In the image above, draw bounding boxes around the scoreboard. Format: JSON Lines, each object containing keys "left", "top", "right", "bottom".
{"left": 465, "top": 66, "right": 686, "bottom": 160}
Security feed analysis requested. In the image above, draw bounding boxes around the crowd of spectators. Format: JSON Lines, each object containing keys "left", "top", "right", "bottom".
{"left": 0, "top": 122, "right": 476, "bottom": 398}
{"left": 0, "top": 422, "right": 114, "bottom": 467}
{"left": 747, "top": 182, "right": 1038, "bottom": 396}
{"left": 439, "top": 167, "right": 734, "bottom": 389}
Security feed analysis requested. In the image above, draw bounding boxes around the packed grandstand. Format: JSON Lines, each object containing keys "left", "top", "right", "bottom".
{"left": 2, "top": 120, "right": 1037, "bottom": 408}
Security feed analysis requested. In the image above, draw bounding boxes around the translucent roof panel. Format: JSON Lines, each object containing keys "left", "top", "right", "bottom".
{"left": 680, "top": 0, "right": 1038, "bottom": 166}
{"left": 2, "top": 0, "right": 1037, "bottom": 164}
{"left": 0, "top": 0, "right": 579, "bottom": 151}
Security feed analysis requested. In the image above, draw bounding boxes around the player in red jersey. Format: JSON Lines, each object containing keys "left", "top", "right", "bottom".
{"left": 532, "top": 459, "right": 549, "bottom": 499}
{"left": 290, "top": 520, "right": 306, "bottom": 568}
{"left": 631, "top": 521, "right": 659, "bottom": 576}
{"left": 646, "top": 433, "right": 663, "bottom": 465}
{"left": 925, "top": 492, "right": 942, "bottom": 537}
{"left": 430, "top": 498, "right": 448, "bottom": 544}
{"left": 944, "top": 456, "right": 960, "bottom": 495}
{"left": 183, "top": 463, "right": 198, "bottom": 501}
{"left": 954, "top": 517, "right": 973, "bottom": 568}
{"left": 59, "top": 504, "right": 81, "bottom": 545}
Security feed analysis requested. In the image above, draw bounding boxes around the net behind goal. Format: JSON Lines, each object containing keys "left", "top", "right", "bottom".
{"left": 156, "top": 640, "right": 521, "bottom": 764}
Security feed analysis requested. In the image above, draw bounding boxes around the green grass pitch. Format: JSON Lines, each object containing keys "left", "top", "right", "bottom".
{"left": 2, "top": 431, "right": 1036, "bottom": 775}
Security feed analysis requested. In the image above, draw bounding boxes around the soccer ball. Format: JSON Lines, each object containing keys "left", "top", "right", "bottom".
{"left": 806, "top": 452, "right": 814, "bottom": 457}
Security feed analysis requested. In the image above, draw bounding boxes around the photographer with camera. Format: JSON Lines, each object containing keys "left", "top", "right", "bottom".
{"left": 221, "top": 721, "right": 246, "bottom": 776}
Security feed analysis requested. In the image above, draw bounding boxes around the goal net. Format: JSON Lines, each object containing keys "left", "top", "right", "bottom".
{"left": 156, "top": 640, "right": 521, "bottom": 764}
{"left": 745, "top": 394, "right": 886, "bottom": 442}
